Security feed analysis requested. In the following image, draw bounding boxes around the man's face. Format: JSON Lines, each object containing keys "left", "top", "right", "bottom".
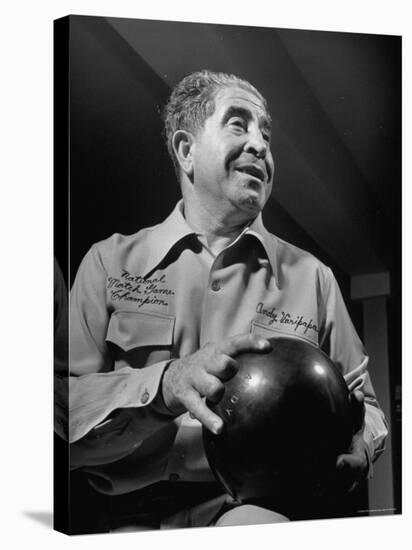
{"left": 191, "top": 86, "right": 274, "bottom": 222}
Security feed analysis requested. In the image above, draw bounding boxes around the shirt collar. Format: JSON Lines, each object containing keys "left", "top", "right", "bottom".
{"left": 140, "top": 200, "right": 196, "bottom": 277}
{"left": 141, "top": 200, "right": 279, "bottom": 286}
{"left": 243, "top": 214, "right": 280, "bottom": 287}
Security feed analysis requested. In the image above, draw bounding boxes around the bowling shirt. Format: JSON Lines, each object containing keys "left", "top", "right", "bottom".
{"left": 68, "top": 200, "right": 387, "bottom": 495}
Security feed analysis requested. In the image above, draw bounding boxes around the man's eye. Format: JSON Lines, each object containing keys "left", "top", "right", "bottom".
{"left": 262, "top": 132, "right": 271, "bottom": 142}
{"left": 229, "top": 118, "right": 246, "bottom": 130}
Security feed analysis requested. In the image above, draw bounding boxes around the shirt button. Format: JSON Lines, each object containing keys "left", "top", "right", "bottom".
{"left": 169, "top": 473, "right": 180, "bottom": 482}
{"left": 140, "top": 390, "right": 150, "bottom": 404}
{"left": 211, "top": 280, "right": 221, "bottom": 291}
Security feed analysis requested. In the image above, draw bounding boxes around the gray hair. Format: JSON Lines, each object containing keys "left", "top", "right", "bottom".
{"left": 163, "top": 70, "right": 269, "bottom": 175}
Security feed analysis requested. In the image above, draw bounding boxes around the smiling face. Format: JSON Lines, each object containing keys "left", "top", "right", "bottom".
{"left": 191, "top": 86, "right": 275, "bottom": 224}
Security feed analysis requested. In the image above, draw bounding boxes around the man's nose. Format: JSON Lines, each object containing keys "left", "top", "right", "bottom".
{"left": 245, "top": 128, "right": 267, "bottom": 159}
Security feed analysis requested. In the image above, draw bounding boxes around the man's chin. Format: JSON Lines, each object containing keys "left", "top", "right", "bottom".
{"left": 239, "top": 194, "right": 264, "bottom": 214}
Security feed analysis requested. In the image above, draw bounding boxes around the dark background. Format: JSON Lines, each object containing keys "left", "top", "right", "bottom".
{"left": 54, "top": 15, "right": 401, "bottom": 524}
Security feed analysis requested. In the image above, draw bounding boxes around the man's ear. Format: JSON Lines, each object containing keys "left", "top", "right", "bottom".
{"left": 172, "top": 130, "right": 195, "bottom": 177}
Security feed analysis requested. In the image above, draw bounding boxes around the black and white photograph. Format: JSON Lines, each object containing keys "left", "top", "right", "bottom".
{"left": 3, "top": 2, "right": 408, "bottom": 548}
{"left": 52, "top": 14, "right": 401, "bottom": 536}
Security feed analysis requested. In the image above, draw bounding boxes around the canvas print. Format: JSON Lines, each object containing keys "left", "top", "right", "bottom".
{"left": 53, "top": 15, "right": 401, "bottom": 535}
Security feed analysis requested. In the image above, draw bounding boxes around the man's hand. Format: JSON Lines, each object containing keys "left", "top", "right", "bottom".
{"left": 162, "top": 334, "right": 271, "bottom": 434}
{"left": 335, "top": 389, "right": 369, "bottom": 493}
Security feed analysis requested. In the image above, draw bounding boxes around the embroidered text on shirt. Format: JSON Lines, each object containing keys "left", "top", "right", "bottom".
{"left": 256, "top": 302, "right": 319, "bottom": 336}
{"left": 107, "top": 269, "right": 175, "bottom": 308}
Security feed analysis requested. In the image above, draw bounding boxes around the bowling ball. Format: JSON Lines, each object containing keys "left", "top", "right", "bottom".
{"left": 202, "top": 336, "right": 354, "bottom": 508}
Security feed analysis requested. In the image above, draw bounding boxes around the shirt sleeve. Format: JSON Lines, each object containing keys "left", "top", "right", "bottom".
{"left": 319, "top": 266, "right": 388, "bottom": 474}
{"left": 68, "top": 243, "right": 175, "bottom": 468}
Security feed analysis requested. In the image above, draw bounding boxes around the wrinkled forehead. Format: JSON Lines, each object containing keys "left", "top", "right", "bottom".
{"left": 212, "top": 85, "right": 270, "bottom": 123}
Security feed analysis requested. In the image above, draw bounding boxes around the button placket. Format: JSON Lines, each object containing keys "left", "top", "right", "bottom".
{"left": 200, "top": 260, "right": 226, "bottom": 347}
{"left": 209, "top": 260, "right": 224, "bottom": 292}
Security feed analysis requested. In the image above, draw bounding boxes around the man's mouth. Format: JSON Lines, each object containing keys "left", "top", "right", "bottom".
{"left": 235, "top": 164, "right": 266, "bottom": 183}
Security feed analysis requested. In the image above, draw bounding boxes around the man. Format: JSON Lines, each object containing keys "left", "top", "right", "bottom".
{"left": 67, "top": 70, "right": 387, "bottom": 531}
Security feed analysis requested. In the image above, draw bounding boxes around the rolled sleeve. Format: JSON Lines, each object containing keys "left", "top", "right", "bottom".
{"left": 363, "top": 403, "right": 388, "bottom": 477}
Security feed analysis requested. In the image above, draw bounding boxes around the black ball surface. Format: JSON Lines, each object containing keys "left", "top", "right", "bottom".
{"left": 203, "top": 336, "right": 354, "bottom": 506}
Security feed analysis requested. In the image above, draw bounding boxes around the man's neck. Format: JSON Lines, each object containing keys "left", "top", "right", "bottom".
{"left": 182, "top": 195, "right": 251, "bottom": 256}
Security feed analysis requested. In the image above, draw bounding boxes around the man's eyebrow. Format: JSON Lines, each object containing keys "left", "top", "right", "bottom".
{"left": 223, "top": 105, "right": 251, "bottom": 122}
{"left": 223, "top": 105, "right": 272, "bottom": 132}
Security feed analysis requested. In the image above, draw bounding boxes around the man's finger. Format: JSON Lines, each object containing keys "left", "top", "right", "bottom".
{"left": 336, "top": 454, "right": 363, "bottom": 471}
{"left": 219, "top": 333, "right": 271, "bottom": 357}
{"left": 200, "top": 374, "right": 225, "bottom": 404}
{"left": 336, "top": 455, "right": 364, "bottom": 494}
{"left": 184, "top": 391, "right": 224, "bottom": 435}
{"left": 349, "top": 390, "right": 365, "bottom": 433}
{"left": 206, "top": 355, "right": 238, "bottom": 380}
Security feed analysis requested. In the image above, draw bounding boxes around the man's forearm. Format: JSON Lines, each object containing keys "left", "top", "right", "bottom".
{"left": 68, "top": 361, "right": 178, "bottom": 468}
{"left": 69, "top": 392, "right": 176, "bottom": 469}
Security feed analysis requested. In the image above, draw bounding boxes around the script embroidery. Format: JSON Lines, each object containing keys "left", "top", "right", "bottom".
{"left": 107, "top": 269, "right": 175, "bottom": 308}
{"left": 256, "top": 302, "right": 319, "bottom": 336}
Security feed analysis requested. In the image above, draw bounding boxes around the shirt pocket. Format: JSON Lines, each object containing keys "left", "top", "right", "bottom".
{"left": 105, "top": 310, "right": 175, "bottom": 369}
{"left": 250, "top": 320, "right": 319, "bottom": 346}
